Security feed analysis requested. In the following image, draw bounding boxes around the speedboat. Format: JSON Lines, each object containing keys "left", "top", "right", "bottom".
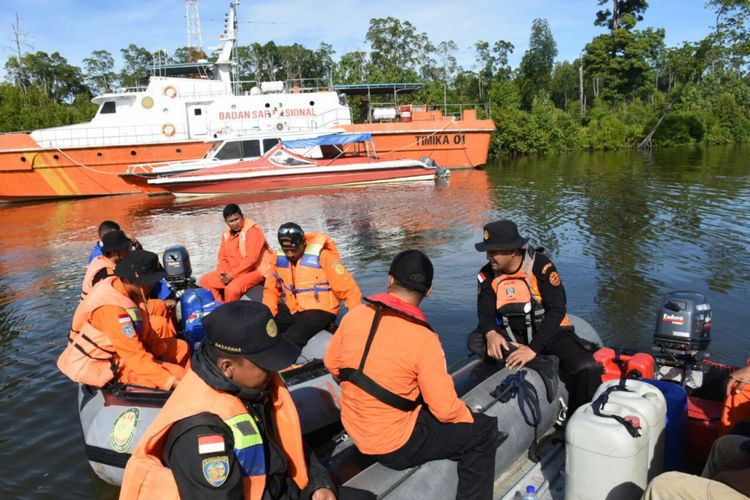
{"left": 147, "top": 133, "right": 444, "bottom": 196}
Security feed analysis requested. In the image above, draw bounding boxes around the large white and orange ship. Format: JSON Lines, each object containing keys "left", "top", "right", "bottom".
{"left": 0, "top": 2, "right": 494, "bottom": 202}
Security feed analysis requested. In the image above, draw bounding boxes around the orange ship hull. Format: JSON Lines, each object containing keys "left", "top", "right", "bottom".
{"left": 0, "top": 109, "right": 493, "bottom": 202}
{"left": 0, "top": 136, "right": 211, "bottom": 201}
{"left": 343, "top": 108, "right": 494, "bottom": 169}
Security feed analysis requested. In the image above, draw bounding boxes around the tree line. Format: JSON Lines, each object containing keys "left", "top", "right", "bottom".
{"left": 2, "top": 0, "right": 748, "bottom": 156}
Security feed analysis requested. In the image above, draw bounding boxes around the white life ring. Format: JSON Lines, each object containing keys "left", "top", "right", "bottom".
{"left": 276, "top": 123, "right": 284, "bottom": 131}
{"left": 163, "top": 86, "right": 177, "bottom": 98}
{"left": 162, "top": 123, "right": 176, "bottom": 137}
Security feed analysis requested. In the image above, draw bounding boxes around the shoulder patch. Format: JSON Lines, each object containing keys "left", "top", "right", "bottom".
{"left": 477, "top": 271, "right": 487, "bottom": 284}
{"left": 118, "top": 314, "right": 136, "bottom": 338}
{"left": 333, "top": 263, "right": 346, "bottom": 275}
{"left": 198, "top": 434, "right": 226, "bottom": 455}
{"left": 541, "top": 263, "right": 553, "bottom": 275}
{"left": 202, "top": 455, "right": 229, "bottom": 487}
{"left": 549, "top": 271, "right": 561, "bottom": 287}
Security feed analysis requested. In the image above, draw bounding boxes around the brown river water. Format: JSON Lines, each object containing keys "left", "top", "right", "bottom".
{"left": 1, "top": 145, "right": 749, "bottom": 498}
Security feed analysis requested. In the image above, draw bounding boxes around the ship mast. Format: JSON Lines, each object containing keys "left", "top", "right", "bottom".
{"left": 214, "top": 0, "right": 239, "bottom": 92}
{"left": 184, "top": 0, "right": 205, "bottom": 61}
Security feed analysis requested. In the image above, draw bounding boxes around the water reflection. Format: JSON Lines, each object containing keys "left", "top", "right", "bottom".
{"left": 0, "top": 147, "right": 748, "bottom": 497}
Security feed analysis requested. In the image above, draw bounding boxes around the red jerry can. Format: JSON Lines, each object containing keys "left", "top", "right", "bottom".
{"left": 594, "top": 347, "right": 656, "bottom": 382}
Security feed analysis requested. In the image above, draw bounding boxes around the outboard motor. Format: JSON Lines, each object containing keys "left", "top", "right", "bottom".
{"left": 162, "top": 245, "right": 195, "bottom": 292}
{"left": 419, "top": 156, "right": 450, "bottom": 178}
{"left": 652, "top": 291, "right": 712, "bottom": 388}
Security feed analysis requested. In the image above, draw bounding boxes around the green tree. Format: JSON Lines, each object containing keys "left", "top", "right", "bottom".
{"left": 595, "top": 0, "right": 649, "bottom": 30}
{"left": 516, "top": 18, "right": 558, "bottom": 109}
{"left": 83, "top": 50, "right": 117, "bottom": 95}
{"left": 366, "top": 17, "right": 433, "bottom": 80}
{"left": 119, "top": 44, "right": 153, "bottom": 88}
{"left": 4, "top": 51, "right": 87, "bottom": 102}
{"left": 550, "top": 60, "right": 579, "bottom": 109}
{"left": 335, "top": 51, "right": 369, "bottom": 83}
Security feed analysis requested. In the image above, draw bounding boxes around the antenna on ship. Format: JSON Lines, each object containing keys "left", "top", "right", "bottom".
{"left": 184, "top": 0, "right": 205, "bottom": 61}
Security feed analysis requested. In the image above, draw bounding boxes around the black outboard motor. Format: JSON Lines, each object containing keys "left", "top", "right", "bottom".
{"left": 652, "top": 291, "right": 712, "bottom": 387}
{"left": 162, "top": 245, "right": 196, "bottom": 292}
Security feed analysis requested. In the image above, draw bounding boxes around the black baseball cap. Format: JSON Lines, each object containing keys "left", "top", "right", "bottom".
{"left": 101, "top": 230, "right": 132, "bottom": 254}
{"left": 114, "top": 250, "right": 167, "bottom": 286}
{"left": 474, "top": 220, "right": 529, "bottom": 251}
{"left": 389, "top": 250, "right": 434, "bottom": 293}
{"left": 202, "top": 301, "right": 300, "bottom": 372}
{"left": 278, "top": 222, "right": 305, "bottom": 247}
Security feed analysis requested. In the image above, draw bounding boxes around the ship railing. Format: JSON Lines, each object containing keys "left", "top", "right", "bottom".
{"left": 32, "top": 123, "right": 191, "bottom": 149}
{"left": 232, "top": 77, "right": 333, "bottom": 95}
{"left": 367, "top": 101, "right": 491, "bottom": 122}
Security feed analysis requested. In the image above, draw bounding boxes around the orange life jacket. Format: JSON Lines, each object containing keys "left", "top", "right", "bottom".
{"left": 57, "top": 276, "right": 144, "bottom": 387}
{"left": 223, "top": 218, "right": 274, "bottom": 276}
{"left": 80, "top": 255, "right": 115, "bottom": 300}
{"left": 120, "top": 369, "right": 309, "bottom": 500}
{"left": 491, "top": 246, "right": 570, "bottom": 344}
{"left": 273, "top": 233, "right": 340, "bottom": 314}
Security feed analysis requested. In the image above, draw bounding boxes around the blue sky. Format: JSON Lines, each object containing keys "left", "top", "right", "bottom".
{"left": 0, "top": 0, "right": 717, "bottom": 74}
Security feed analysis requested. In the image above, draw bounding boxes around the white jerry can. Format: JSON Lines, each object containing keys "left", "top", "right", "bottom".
{"left": 565, "top": 401, "right": 650, "bottom": 500}
{"left": 593, "top": 379, "right": 667, "bottom": 480}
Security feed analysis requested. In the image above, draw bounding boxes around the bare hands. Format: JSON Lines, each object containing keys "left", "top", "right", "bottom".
{"left": 727, "top": 365, "right": 750, "bottom": 397}
{"left": 506, "top": 344, "right": 537, "bottom": 369}
{"left": 311, "top": 488, "right": 337, "bottom": 500}
{"left": 219, "top": 272, "right": 233, "bottom": 285}
{"left": 486, "top": 331, "right": 509, "bottom": 360}
{"left": 164, "top": 298, "right": 177, "bottom": 309}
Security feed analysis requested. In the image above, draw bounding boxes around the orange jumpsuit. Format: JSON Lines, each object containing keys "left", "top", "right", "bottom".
{"left": 324, "top": 292, "right": 472, "bottom": 455}
{"left": 200, "top": 220, "right": 273, "bottom": 302}
{"left": 90, "top": 278, "right": 188, "bottom": 390}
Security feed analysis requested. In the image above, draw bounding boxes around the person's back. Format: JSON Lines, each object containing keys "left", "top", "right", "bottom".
{"left": 325, "top": 250, "right": 503, "bottom": 500}
{"left": 328, "top": 295, "right": 470, "bottom": 454}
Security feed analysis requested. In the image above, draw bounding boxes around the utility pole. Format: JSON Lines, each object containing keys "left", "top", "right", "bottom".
{"left": 185, "top": 0, "right": 204, "bottom": 61}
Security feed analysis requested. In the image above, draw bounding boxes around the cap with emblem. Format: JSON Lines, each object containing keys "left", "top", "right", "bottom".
{"left": 101, "top": 230, "right": 132, "bottom": 254}
{"left": 389, "top": 249, "right": 434, "bottom": 293}
{"left": 202, "top": 301, "right": 300, "bottom": 371}
{"left": 114, "top": 250, "right": 167, "bottom": 285}
{"left": 474, "top": 220, "right": 529, "bottom": 252}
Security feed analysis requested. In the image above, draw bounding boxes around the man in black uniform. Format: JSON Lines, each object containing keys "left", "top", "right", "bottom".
{"left": 468, "top": 220, "right": 601, "bottom": 413}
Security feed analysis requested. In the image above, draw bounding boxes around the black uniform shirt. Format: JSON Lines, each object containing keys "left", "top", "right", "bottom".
{"left": 477, "top": 251, "right": 567, "bottom": 353}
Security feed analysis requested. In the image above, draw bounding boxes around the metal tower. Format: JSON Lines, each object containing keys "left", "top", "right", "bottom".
{"left": 185, "top": 0, "right": 204, "bottom": 60}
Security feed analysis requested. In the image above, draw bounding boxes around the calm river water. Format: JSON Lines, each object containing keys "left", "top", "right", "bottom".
{"left": 1, "top": 145, "right": 749, "bottom": 498}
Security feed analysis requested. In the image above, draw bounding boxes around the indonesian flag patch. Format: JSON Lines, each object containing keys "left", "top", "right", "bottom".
{"left": 118, "top": 314, "right": 136, "bottom": 338}
{"left": 198, "top": 434, "right": 226, "bottom": 455}
{"left": 477, "top": 271, "right": 487, "bottom": 284}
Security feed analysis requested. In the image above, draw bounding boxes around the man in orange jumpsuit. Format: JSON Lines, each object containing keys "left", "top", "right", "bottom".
{"left": 199, "top": 204, "right": 273, "bottom": 302}
{"left": 263, "top": 222, "right": 362, "bottom": 349}
{"left": 58, "top": 250, "right": 189, "bottom": 390}
{"left": 324, "top": 250, "right": 504, "bottom": 500}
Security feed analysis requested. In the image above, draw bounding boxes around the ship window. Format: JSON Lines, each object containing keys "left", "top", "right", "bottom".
{"left": 194, "top": 108, "right": 202, "bottom": 116}
{"left": 270, "top": 150, "right": 315, "bottom": 168}
{"left": 241, "top": 140, "right": 261, "bottom": 158}
{"left": 100, "top": 101, "right": 116, "bottom": 114}
{"left": 214, "top": 141, "right": 242, "bottom": 160}
{"left": 263, "top": 138, "right": 280, "bottom": 152}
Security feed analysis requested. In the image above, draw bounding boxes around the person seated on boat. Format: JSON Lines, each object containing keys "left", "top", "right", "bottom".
{"left": 82, "top": 229, "right": 177, "bottom": 339}
{"left": 263, "top": 222, "right": 362, "bottom": 350}
{"left": 643, "top": 426, "right": 750, "bottom": 498}
{"left": 199, "top": 203, "right": 274, "bottom": 303}
{"left": 467, "top": 220, "right": 601, "bottom": 414}
{"left": 57, "top": 250, "right": 189, "bottom": 391}
{"left": 324, "top": 250, "right": 506, "bottom": 500}
{"left": 87, "top": 220, "right": 121, "bottom": 263}
{"left": 121, "top": 301, "right": 364, "bottom": 500}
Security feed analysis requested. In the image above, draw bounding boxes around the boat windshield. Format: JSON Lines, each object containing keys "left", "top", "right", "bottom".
{"left": 270, "top": 150, "right": 316, "bottom": 167}
{"left": 212, "top": 138, "right": 281, "bottom": 160}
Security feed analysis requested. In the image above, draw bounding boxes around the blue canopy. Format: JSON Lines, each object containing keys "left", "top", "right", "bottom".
{"left": 282, "top": 133, "right": 372, "bottom": 149}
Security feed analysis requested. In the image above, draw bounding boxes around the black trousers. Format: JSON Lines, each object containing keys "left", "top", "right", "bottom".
{"left": 468, "top": 329, "right": 601, "bottom": 413}
{"left": 276, "top": 303, "right": 336, "bottom": 349}
{"left": 371, "top": 409, "right": 501, "bottom": 500}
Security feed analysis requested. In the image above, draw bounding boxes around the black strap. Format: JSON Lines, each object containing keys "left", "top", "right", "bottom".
{"left": 491, "top": 371, "right": 542, "bottom": 461}
{"left": 338, "top": 304, "right": 422, "bottom": 412}
{"left": 591, "top": 382, "right": 642, "bottom": 438}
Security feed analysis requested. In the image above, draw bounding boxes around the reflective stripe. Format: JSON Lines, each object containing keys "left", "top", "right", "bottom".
{"left": 224, "top": 413, "right": 266, "bottom": 477}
